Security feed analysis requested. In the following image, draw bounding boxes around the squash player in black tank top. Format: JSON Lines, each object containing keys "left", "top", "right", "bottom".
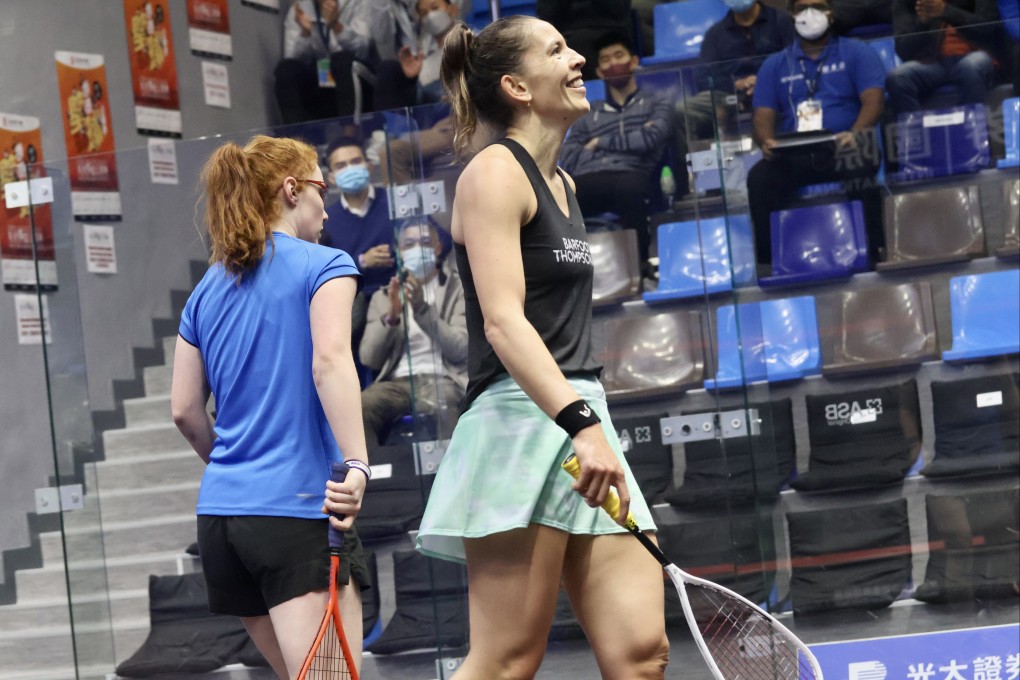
{"left": 432, "top": 16, "right": 669, "bottom": 679}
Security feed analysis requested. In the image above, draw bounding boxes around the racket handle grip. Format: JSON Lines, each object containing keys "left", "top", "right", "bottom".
{"left": 328, "top": 461, "right": 349, "bottom": 549}
{"left": 560, "top": 454, "right": 634, "bottom": 526}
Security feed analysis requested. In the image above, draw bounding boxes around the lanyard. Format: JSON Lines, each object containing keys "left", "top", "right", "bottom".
{"left": 312, "top": 1, "right": 331, "bottom": 49}
{"left": 796, "top": 43, "right": 833, "bottom": 98}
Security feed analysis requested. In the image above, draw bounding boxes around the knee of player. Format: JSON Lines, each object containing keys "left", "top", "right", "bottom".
{"left": 626, "top": 629, "right": 670, "bottom": 679}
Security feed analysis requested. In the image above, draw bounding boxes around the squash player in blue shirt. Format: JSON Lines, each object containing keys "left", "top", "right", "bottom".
{"left": 747, "top": 0, "right": 887, "bottom": 266}
{"left": 171, "top": 135, "right": 371, "bottom": 679}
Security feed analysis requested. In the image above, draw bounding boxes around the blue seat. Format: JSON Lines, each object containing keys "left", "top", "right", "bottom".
{"left": 643, "top": 215, "right": 755, "bottom": 303}
{"left": 998, "top": 0, "right": 1020, "bottom": 41}
{"left": 584, "top": 78, "right": 605, "bottom": 104}
{"left": 847, "top": 23, "right": 894, "bottom": 39}
{"left": 891, "top": 104, "right": 990, "bottom": 181}
{"left": 868, "top": 36, "right": 901, "bottom": 74}
{"left": 998, "top": 97, "right": 1019, "bottom": 169}
{"left": 642, "top": 0, "right": 729, "bottom": 66}
{"left": 942, "top": 270, "right": 1020, "bottom": 362}
{"left": 758, "top": 201, "right": 870, "bottom": 288}
{"left": 705, "top": 296, "right": 821, "bottom": 389}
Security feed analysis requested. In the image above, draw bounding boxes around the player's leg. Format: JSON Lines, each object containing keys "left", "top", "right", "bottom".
{"left": 453, "top": 525, "right": 569, "bottom": 680}
{"left": 240, "top": 614, "right": 288, "bottom": 679}
{"left": 268, "top": 590, "right": 331, "bottom": 678}
{"left": 338, "top": 584, "right": 364, "bottom": 671}
{"left": 563, "top": 532, "right": 669, "bottom": 680}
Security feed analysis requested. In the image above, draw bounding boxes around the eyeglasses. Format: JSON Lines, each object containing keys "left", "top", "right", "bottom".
{"left": 297, "top": 178, "right": 328, "bottom": 200}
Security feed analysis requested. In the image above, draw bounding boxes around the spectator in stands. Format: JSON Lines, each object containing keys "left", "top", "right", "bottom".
{"left": 829, "top": 0, "right": 892, "bottom": 34}
{"left": 360, "top": 218, "right": 467, "bottom": 445}
{"left": 373, "top": 0, "right": 461, "bottom": 110}
{"left": 320, "top": 135, "right": 397, "bottom": 348}
{"left": 274, "top": 0, "right": 375, "bottom": 124}
{"left": 676, "top": 0, "right": 797, "bottom": 196}
{"left": 560, "top": 31, "right": 672, "bottom": 264}
{"left": 886, "top": 0, "right": 1002, "bottom": 114}
{"left": 537, "top": 0, "right": 634, "bottom": 81}
{"left": 747, "top": 0, "right": 887, "bottom": 265}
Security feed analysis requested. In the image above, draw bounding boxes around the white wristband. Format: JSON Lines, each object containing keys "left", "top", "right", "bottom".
{"left": 345, "top": 459, "right": 371, "bottom": 481}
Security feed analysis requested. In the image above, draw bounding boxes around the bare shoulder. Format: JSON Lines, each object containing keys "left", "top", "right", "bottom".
{"left": 454, "top": 144, "right": 535, "bottom": 228}
{"left": 559, "top": 167, "right": 577, "bottom": 192}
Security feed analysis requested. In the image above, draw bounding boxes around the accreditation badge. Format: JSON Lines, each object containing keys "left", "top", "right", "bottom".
{"left": 796, "top": 99, "right": 823, "bottom": 132}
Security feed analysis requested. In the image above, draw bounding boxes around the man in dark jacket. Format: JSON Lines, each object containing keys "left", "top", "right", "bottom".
{"left": 886, "top": 0, "right": 1001, "bottom": 113}
{"left": 560, "top": 31, "right": 673, "bottom": 263}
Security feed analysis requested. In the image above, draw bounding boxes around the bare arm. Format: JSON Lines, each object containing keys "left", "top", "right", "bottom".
{"left": 453, "top": 148, "right": 631, "bottom": 521}
{"left": 170, "top": 337, "right": 215, "bottom": 464}
{"left": 752, "top": 106, "right": 779, "bottom": 159}
{"left": 311, "top": 276, "right": 369, "bottom": 530}
{"left": 852, "top": 87, "right": 884, "bottom": 131}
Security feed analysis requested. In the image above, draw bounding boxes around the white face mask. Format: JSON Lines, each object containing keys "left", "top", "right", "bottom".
{"left": 795, "top": 8, "right": 830, "bottom": 41}
{"left": 401, "top": 247, "right": 435, "bottom": 280}
{"left": 422, "top": 9, "right": 453, "bottom": 37}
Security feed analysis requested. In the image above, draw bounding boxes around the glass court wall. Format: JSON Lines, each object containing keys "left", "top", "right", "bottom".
{"left": 2, "top": 17, "right": 1018, "bottom": 680}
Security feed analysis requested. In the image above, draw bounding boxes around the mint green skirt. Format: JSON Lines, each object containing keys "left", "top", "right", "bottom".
{"left": 416, "top": 375, "right": 656, "bottom": 564}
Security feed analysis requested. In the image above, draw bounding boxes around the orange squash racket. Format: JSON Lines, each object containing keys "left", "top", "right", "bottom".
{"left": 297, "top": 461, "right": 360, "bottom": 680}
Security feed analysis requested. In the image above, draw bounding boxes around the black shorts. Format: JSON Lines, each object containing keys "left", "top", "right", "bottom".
{"left": 197, "top": 515, "right": 370, "bottom": 618}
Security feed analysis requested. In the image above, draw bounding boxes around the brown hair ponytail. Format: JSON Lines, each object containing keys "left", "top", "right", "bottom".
{"left": 200, "top": 135, "right": 318, "bottom": 278}
{"left": 440, "top": 16, "right": 533, "bottom": 157}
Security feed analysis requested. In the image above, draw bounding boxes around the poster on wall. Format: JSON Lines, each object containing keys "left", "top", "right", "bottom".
{"left": 201, "top": 61, "right": 231, "bottom": 108}
{"left": 187, "top": 0, "right": 232, "bottom": 60}
{"left": 123, "top": 0, "right": 182, "bottom": 137}
{"left": 14, "top": 293, "right": 52, "bottom": 345}
{"left": 241, "top": 0, "right": 279, "bottom": 11}
{"left": 55, "top": 51, "right": 122, "bottom": 221}
{"left": 83, "top": 224, "right": 118, "bottom": 274}
{"left": 0, "top": 113, "right": 58, "bottom": 291}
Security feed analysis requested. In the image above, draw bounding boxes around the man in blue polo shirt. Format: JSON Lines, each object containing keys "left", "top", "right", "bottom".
{"left": 747, "top": 0, "right": 887, "bottom": 266}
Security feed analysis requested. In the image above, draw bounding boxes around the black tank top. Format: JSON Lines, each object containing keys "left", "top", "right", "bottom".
{"left": 456, "top": 137, "right": 601, "bottom": 409}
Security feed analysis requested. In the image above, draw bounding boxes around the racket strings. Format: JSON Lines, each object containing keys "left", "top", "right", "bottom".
{"left": 305, "top": 615, "right": 352, "bottom": 679}
{"left": 687, "top": 584, "right": 818, "bottom": 680}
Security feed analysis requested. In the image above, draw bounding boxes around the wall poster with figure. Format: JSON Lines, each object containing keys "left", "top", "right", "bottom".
{"left": 0, "top": 113, "right": 57, "bottom": 291}
{"left": 187, "top": 0, "right": 232, "bottom": 59}
{"left": 55, "top": 51, "right": 122, "bottom": 221}
{"left": 123, "top": 0, "right": 182, "bottom": 137}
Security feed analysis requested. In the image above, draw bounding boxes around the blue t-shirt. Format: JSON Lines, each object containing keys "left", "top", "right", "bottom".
{"left": 179, "top": 233, "right": 361, "bottom": 518}
{"left": 752, "top": 36, "right": 886, "bottom": 134}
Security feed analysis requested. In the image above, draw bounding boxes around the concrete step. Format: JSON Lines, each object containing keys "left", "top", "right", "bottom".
{"left": 40, "top": 513, "right": 198, "bottom": 563}
{"left": 0, "top": 663, "right": 113, "bottom": 680}
{"left": 122, "top": 395, "right": 171, "bottom": 428}
{"left": 0, "top": 618, "right": 146, "bottom": 672}
{"left": 102, "top": 423, "right": 189, "bottom": 459}
{"left": 162, "top": 335, "right": 176, "bottom": 363}
{"left": 89, "top": 482, "right": 200, "bottom": 521}
{"left": 0, "top": 588, "right": 149, "bottom": 634}
{"left": 93, "top": 451, "right": 204, "bottom": 491}
{"left": 142, "top": 364, "right": 172, "bottom": 397}
{"left": 16, "top": 550, "right": 198, "bottom": 603}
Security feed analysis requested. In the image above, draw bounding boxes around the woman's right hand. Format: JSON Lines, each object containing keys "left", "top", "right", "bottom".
{"left": 569, "top": 424, "right": 631, "bottom": 525}
{"left": 386, "top": 276, "right": 402, "bottom": 317}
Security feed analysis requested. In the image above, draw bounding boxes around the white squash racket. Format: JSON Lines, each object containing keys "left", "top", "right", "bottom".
{"left": 562, "top": 454, "right": 823, "bottom": 680}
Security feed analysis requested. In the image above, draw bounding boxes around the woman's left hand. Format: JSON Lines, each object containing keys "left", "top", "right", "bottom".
{"left": 321, "top": 472, "right": 368, "bottom": 531}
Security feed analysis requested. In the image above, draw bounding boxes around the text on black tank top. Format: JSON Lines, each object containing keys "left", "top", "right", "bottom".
{"left": 456, "top": 137, "right": 602, "bottom": 409}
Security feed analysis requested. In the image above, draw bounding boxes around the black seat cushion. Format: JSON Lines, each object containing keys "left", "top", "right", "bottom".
{"left": 666, "top": 399, "right": 795, "bottom": 508}
{"left": 793, "top": 379, "right": 921, "bottom": 491}
{"left": 922, "top": 373, "right": 1020, "bottom": 478}
{"left": 787, "top": 498, "right": 912, "bottom": 615}
{"left": 914, "top": 488, "right": 1020, "bottom": 603}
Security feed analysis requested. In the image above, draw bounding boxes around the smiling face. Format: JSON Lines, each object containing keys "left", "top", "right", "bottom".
{"left": 510, "top": 20, "right": 589, "bottom": 124}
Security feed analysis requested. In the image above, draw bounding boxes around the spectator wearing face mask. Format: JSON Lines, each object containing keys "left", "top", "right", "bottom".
{"left": 675, "top": 0, "right": 796, "bottom": 196}
{"left": 559, "top": 31, "right": 673, "bottom": 265}
{"left": 746, "top": 0, "right": 887, "bottom": 266}
{"left": 320, "top": 135, "right": 397, "bottom": 348}
{"left": 373, "top": 0, "right": 460, "bottom": 111}
{"left": 359, "top": 218, "right": 467, "bottom": 445}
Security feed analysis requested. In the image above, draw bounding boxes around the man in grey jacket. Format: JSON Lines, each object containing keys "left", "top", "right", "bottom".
{"left": 560, "top": 31, "right": 673, "bottom": 264}
{"left": 359, "top": 218, "right": 467, "bottom": 445}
